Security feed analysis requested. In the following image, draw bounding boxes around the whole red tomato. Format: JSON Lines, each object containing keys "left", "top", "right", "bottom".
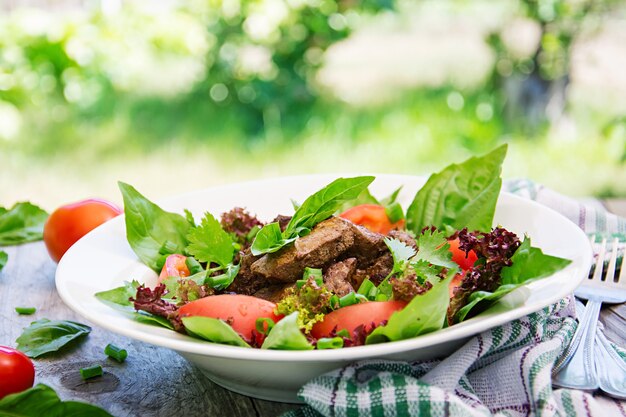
{"left": 0, "top": 346, "right": 35, "bottom": 399}
{"left": 43, "top": 198, "right": 122, "bottom": 262}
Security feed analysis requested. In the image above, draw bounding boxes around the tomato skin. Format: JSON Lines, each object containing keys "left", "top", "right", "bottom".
{"left": 179, "top": 295, "right": 282, "bottom": 344}
{"left": 340, "top": 204, "right": 404, "bottom": 235}
{"left": 448, "top": 238, "right": 478, "bottom": 271}
{"left": 0, "top": 346, "right": 35, "bottom": 399}
{"left": 310, "top": 300, "right": 407, "bottom": 339}
{"left": 43, "top": 199, "right": 122, "bottom": 263}
{"left": 158, "top": 254, "right": 190, "bottom": 284}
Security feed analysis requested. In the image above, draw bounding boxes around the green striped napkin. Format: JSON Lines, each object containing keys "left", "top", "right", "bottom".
{"left": 283, "top": 180, "right": 626, "bottom": 417}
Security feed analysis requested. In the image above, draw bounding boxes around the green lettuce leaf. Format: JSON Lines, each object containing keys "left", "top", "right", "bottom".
{"left": 366, "top": 269, "right": 456, "bottom": 344}
{"left": 16, "top": 319, "right": 91, "bottom": 358}
{"left": 0, "top": 384, "right": 113, "bottom": 417}
{"left": 94, "top": 281, "right": 174, "bottom": 330}
{"left": 0, "top": 250, "right": 7, "bottom": 271}
{"left": 406, "top": 145, "right": 507, "bottom": 234}
{"left": 455, "top": 236, "right": 572, "bottom": 321}
{"left": 182, "top": 316, "right": 250, "bottom": 347}
{"left": 186, "top": 212, "right": 235, "bottom": 267}
{"left": 261, "top": 312, "right": 314, "bottom": 350}
{"left": 119, "top": 182, "right": 191, "bottom": 271}
{"left": 251, "top": 176, "right": 375, "bottom": 255}
{"left": 0, "top": 202, "right": 49, "bottom": 245}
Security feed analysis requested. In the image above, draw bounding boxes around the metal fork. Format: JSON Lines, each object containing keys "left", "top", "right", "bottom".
{"left": 553, "top": 237, "right": 626, "bottom": 391}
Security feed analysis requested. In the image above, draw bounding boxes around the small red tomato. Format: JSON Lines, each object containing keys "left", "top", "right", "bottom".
{"left": 179, "top": 295, "right": 282, "bottom": 345}
{"left": 448, "top": 238, "right": 478, "bottom": 271}
{"left": 158, "top": 254, "right": 190, "bottom": 284}
{"left": 0, "top": 346, "right": 35, "bottom": 399}
{"left": 310, "top": 301, "right": 407, "bottom": 339}
{"left": 43, "top": 199, "right": 122, "bottom": 262}
{"left": 340, "top": 204, "right": 404, "bottom": 235}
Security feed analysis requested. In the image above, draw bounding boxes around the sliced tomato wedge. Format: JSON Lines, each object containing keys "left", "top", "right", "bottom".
{"left": 158, "top": 254, "right": 190, "bottom": 284}
{"left": 340, "top": 204, "right": 404, "bottom": 235}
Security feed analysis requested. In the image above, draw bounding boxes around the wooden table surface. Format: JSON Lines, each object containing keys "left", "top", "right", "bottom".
{"left": 1, "top": 200, "right": 625, "bottom": 417}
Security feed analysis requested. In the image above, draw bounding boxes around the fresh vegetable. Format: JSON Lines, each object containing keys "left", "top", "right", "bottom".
{"left": 275, "top": 273, "right": 334, "bottom": 333}
{"left": 119, "top": 182, "right": 191, "bottom": 272}
{"left": 251, "top": 176, "right": 375, "bottom": 255}
{"left": 310, "top": 301, "right": 407, "bottom": 340}
{"left": 261, "top": 312, "right": 313, "bottom": 350}
{"left": 0, "top": 346, "right": 35, "bottom": 399}
{"left": 104, "top": 344, "right": 127, "bottom": 363}
{"left": 339, "top": 204, "right": 404, "bottom": 234}
{"left": 43, "top": 199, "right": 121, "bottom": 262}
{"left": 0, "top": 251, "right": 6, "bottom": 272}
{"left": 80, "top": 365, "right": 103, "bottom": 380}
{"left": 15, "top": 319, "right": 91, "bottom": 358}
{"left": 15, "top": 307, "right": 36, "bottom": 315}
{"left": 182, "top": 316, "right": 251, "bottom": 347}
{"left": 158, "top": 254, "right": 190, "bottom": 284}
{"left": 0, "top": 202, "right": 49, "bottom": 245}
{"left": 0, "top": 384, "right": 113, "bottom": 416}
{"left": 406, "top": 145, "right": 506, "bottom": 234}
{"left": 179, "top": 295, "right": 282, "bottom": 345}
{"left": 448, "top": 238, "right": 478, "bottom": 270}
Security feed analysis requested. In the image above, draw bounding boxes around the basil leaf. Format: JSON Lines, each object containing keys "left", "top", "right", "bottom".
{"left": 186, "top": 212, "right": 235, "bottom": 267}
{"left": 182, "top": 316, "right": 250, "bottom": 347}
{"left": 119, "top": 182, "right": 191, "bottom": 272}
{"left": 16, "top": 319, "right": 91, "bottom": 358}
{"left": 455, "top": 237, "right": 571, "bottom": 322}
{"left": 0, "top": 384, "right": 113, "bottom": 417}
{"left": 94, "top": 281, "right": 174, "bottom": 330}
{"left": 252, "top": 176, "right": 375, "bottom": 255}
{"left": 0, "top": 250, "right": 7, "bottom": 271}
{"left": 0, "top": 202, "right": 49, "bottom": 245}
{"left": 261, "top": 312, "right": 314, "bottom": 350}
{"left": 406, "top": 145, "right": 507, "bottom": 234}
{"left": 250, "top": 222, "right": 296, "bottom": 256}
{"left": 366, "top": 269, "right": 456, "bottom": 344}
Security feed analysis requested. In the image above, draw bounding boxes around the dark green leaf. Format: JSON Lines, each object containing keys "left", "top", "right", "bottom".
{"left": 0, "top": 384, "right": 113, "bottom": 417}
{"left": 0, "top": 202, "right": 49, "bottom": 245}
{"left": 0, "top": 250, "right": 7, "bottom": 271}
{"left": 118, "top": 182, "right": 191, "bottom": 271}
{"left": 16, "top": 319, "right": 91, "bottom": 358}
{"left": 366, "top": 270, "right": 455, "bottom": 344}
{"left": 186, "top": 212, "right": 235, "bottom": 267}
{"left": 261, "top": 312, "right": 314, "bottom": 350}
{"left": 406, "top": 145, "right": 507, "bottom": 234}
{"left": 182, "top": 316, "right": 250, "bottom": 347}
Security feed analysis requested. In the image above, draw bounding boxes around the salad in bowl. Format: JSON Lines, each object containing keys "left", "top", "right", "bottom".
{"left": 94, "top": 145, "right": 571, "bottom": 351}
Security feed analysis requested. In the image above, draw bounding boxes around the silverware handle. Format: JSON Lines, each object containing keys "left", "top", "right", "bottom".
{"left": 552, "top": 300, "right": 600, "bottom": 390}
{"left": 596, "top": 331, "right": 626, "bottom": 399}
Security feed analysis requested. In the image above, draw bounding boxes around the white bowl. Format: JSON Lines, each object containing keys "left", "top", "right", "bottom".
{"left": 55, "top": 174, "right": 591, "bottom": 403}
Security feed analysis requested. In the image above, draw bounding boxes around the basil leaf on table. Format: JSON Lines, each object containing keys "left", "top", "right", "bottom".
{"left": 0, "top": 202, "right": 48, "bottom": 245}
{"left": 186, "top": 212, "right": 235, "bottom": 267}
{"left": 261, "top": 312, "right": 313, "bottom": 350}
{"left": 182, "top": 316, "right": 250, "bottom": 347}
{"left": 406, "top": 145, "right": 507, "bottom": 234}
{"left": 251, "top": 176, "right": 375, "bottom": 255}
{"left": 119, "top": 182, "right": 191, "bottom": 272}
{"left": 0, "top": 384, "right": 113, "bottom": 417}
{"left": 94, "top": 282, "right": 174, "bottom": 330}
{"left": 455, "top": 236, "right": 572, "bottom": 322}
{"left": 15, "top": 319, "right": 91, "bottom": 358}
{"left": 0, "top": 250, "right": 7, "bottom": 272}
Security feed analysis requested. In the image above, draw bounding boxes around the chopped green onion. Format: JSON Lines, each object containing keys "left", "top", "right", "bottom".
{"left": 158, "top": 240, "right": 178, "bottom": 255}
{"left": 357, "top": 279, "right": 378, "bottom": 300}
{"left": 375, "top": 293, "right": 389, "bottom": 302}
{"left": 255, "top": 318, "right": 275, "bottom": 335}
{"left": 104, "top": 344, "right": 127, "bottom": 363}
{"left": 336, "top": 329, "right": 350, "bottom": 338}
{"left": 385, "top": 202, "right": 405, "bottom": 223}
{"left": 246, "top": 225, "right": 261, "bottom": 242}
{"left": 303, "top": 267, "right": 323, "bottom": 284}
{"left": 15, "top": 307, "right": 36, "bottom": 315}
{"left": 338, "top": 292, "right": 366, "bottom": 308}
{"left": 317, "top": 337, "right": 344, "bottom": 349}
{"left": 206, "top": 274, "right": 232, "bottom": 289}
{"left": 80, "top": 365, "right": 103, "bottom": 380}
{"left": 329, "top": 294, "right": 340, "bottom": 309}
{"left": 185, "top": 257, "right": 203, "bottom": 274}
{"left": 155, "top": 255, "right": 167, "bottom": 271}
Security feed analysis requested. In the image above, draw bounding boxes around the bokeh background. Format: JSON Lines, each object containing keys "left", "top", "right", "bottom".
{"left": 2, "top": 0, "right": 626, "bottom": 209}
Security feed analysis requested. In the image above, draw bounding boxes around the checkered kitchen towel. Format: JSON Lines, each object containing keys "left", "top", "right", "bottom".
{"left": 284, "top": 180, "right": 626, "bottom": 417}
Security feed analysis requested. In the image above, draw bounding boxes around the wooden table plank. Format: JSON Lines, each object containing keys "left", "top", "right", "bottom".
{"left": 0, "top": 243, "right": 298, "bottom": 417}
